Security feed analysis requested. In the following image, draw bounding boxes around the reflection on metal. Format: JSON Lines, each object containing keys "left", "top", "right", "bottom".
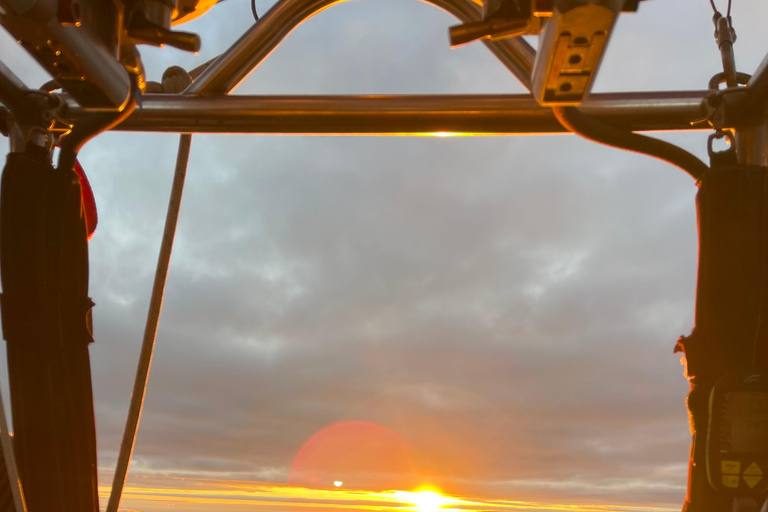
{"left": 746, "top": 51, "right": 768, "bottom": 112}
{"left": 736, "top": 121, "right": 768, "bottom": 167}
{"left": 0, "top": 109, "right": 25, "bottom": 153}
{"left": 714, "top": 14, "right": 738, "bottom": 88}
{"left": 0, "top": 388, "right": 26, "bottom": 512}
{"left": 0, "top": 60, "right": 32, "bottom": 120}
{"left": 531, "top": 0, "right": 620, "bottom": 105}
{"left": 62, "top": 91, "right": 708, "bottom": 135}
{"left": 185, "top": 0, "right": 536, "bottom": 95}
{"left": 0, "top": 10, "right": 131, "bottom": 110}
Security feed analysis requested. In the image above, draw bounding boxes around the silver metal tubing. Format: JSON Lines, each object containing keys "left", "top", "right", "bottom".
{"left": 736, "top": 121, "right": 768, "bottom": 166}
{"left": 0, "top": 59, "right": 28, "bottom": 96}
{"left": 0, "top": 109, "right": 27, "bottom": 152}
{"left": 0, "top": 59, "right": 33, "bottom": 118}
{"left": 185, "top": 0, "right": 535, "bottom": 95}
{"left": 746, "top": 51, "right": 768, "bottom": 112}
{"left": 1, "top": 12, "right": 131, "bottom": 110}
{"left": 64, "top": 91, "right": 708, "bottom": 135}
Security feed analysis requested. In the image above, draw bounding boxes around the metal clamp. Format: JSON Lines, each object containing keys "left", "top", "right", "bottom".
{"left": 708, "top": 129, "right": 736, "bottom": 168}
{"left": 696, "top": 72, "right": 752, "bottom": 132}
{"left": 708, "top": 71, "right": 751, "bottom": 91}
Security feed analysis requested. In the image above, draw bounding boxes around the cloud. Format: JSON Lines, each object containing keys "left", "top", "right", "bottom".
{"left": 7, "top": 0, "right": 768, "bottom": 510}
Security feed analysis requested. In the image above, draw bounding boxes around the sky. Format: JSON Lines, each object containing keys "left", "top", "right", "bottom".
{"left": 3, "top": 1, "right": 768, "bottom": 511}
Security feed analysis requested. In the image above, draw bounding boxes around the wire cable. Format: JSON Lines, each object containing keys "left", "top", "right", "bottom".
{"left": 552, "top": 106, "right": 709, "bottom": 182}
{"left": 251, "top": 0, "right": 259, "bottom": 21}
{"left": 708, "top": 0, "right": 732, "bottom": 16}
{"left": 106, "top": 133, "right": 192, "bottom": 512}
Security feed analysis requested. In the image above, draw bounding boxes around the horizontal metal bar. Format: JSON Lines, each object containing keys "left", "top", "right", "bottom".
{"left": 62, "top": 91, "right": 708, "bottom": 135}
{"left": 186, "top": 0, "right": 535, "bottom": 96}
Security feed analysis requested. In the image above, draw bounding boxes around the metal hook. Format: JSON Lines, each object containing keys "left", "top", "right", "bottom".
{"left": 708, "top": 129, "right": 737, "bottom": 168}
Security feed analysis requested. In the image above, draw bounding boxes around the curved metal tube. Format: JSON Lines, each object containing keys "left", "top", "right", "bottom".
{"left": 186, "top": 0, "right": 535, "bottom": 95}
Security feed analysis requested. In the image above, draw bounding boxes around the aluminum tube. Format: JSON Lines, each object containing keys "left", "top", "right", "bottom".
{"left": 63, "top": 91, "right": 707, "bottom": 134}
{"left": 736, "top": 121, "right": 768, "bottom": 166}
{"left": 44, "top": 22, "right": 132, "bottom": 110}
{"left": 1, "top": 111, "right": 27, "bottom": 152}
{"left": 0, "top": 61, "right": 37, "bottom": 149}
{"left": 738, "top": 51, "right": 768, "bottom": 167}
{"left": 433, "top": 0, "right": 535, "bottom": 86}
{"left": 0, "top": 15, "right": 132, "bottom": 110}
{"left": 0, "top": 59, "right": 28, "bottom": 95}
{"left": 746, "top": 51, "right": 768, "bottom": 112}
{"left": 185, "top": 0, "right": 535, "bottom": 95}
{"left": 0, "top": 59, "right": 33, "bottom": 117}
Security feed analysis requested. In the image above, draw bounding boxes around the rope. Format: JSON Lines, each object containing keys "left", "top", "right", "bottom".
{"left": 106, "top": 133, "right": 192, "bottom": 512}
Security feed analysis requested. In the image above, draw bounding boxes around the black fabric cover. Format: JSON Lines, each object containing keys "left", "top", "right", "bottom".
{"left": 0, "top": 145, "right": 98, "bottom": 512}
{"left": 686, "top": 165, "right": 768, "bottom": 377}
{"left": 680, "top": 164, "right": 768, "bottom": 512}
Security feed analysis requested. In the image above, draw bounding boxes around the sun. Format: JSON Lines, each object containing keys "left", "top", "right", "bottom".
{"left": 395, "top": 489, "right": 448, "bottom": 512}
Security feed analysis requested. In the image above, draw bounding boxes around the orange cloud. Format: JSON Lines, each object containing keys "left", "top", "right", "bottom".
{"left": 100, "top": 477, "right": 678, "bottom": 512}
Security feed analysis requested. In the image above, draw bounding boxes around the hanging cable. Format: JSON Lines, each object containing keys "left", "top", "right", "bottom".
{"left": 708, "top": 0, "right": 738, "bottom": 87}
{"left": 708, "top": 0, "right": 733, "bottom": 17}
{"left": 552, "top": 106, "right": 709, "bottom": 182}
{"left": 57, "top": 98, "right": 136, "bottom": 173}
{"left": 251, "top": 0, "right": 259, "bottom": 21}
{"left": 106, "top": 132, "right": 192, "bottom": 512}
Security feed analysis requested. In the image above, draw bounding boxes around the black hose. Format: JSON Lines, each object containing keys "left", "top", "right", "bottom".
{"left": 57, "top": 97, "right": 137, "bottom": 173}
{"left": 552, "top": 106, "right": 709, "bottom": 182}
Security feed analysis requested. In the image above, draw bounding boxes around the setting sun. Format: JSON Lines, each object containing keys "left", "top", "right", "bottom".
{"left": 394, "top": 489, "right": 450, "bottom": 512}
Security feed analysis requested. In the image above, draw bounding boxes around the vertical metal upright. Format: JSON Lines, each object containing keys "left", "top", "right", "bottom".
{"left": 680, "top": 85, "right": 768, "bottom": 510}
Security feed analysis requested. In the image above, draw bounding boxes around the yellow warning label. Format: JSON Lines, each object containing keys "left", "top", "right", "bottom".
{"left": 744, "top": 475, "right": 762, "bottom": 489}
{"left": 723, "top": 475, "right": 740, "bottom": 488}
{"left": 722, "top": 461, "right": 741, "bottom": 475}
{"left": 745, "top": 462, "right": 763, "bottom": 476}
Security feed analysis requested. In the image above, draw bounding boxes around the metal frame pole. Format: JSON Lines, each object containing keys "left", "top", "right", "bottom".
{"left": 0, "top": 60, "right": 35, "bottom": 151}
{"left": 736, "top": 56, "right": 768, "bottom": 166}
{"left": 60, "top": 91, "right": 709, "bottom": 135}
{"left": 184, "top": 0, "right": 535, "bottom": 95}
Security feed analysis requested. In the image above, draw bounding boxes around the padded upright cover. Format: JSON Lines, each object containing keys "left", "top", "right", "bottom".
{"left": 0, "top": 146, "right": 98, "bottom": 512}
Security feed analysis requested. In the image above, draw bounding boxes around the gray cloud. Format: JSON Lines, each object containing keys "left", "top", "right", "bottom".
{"left": 5, "top": 0, "right": 768, "bottom": 510}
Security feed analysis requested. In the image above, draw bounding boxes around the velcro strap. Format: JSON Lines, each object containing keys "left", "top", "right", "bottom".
{"left": 0, "top": 294, "right": 95, "bottom": 345}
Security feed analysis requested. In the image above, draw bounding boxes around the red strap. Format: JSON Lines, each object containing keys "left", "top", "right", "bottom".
{"left": 73, "top": 159, "right": 98, "bottom": 239}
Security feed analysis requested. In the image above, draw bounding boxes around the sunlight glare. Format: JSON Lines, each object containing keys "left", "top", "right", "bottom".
{"left": 394, "top": 489, "right": 449, "bottom": 512}
{"left": 333, "top": 481, "right": 342, "bottom": 487}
